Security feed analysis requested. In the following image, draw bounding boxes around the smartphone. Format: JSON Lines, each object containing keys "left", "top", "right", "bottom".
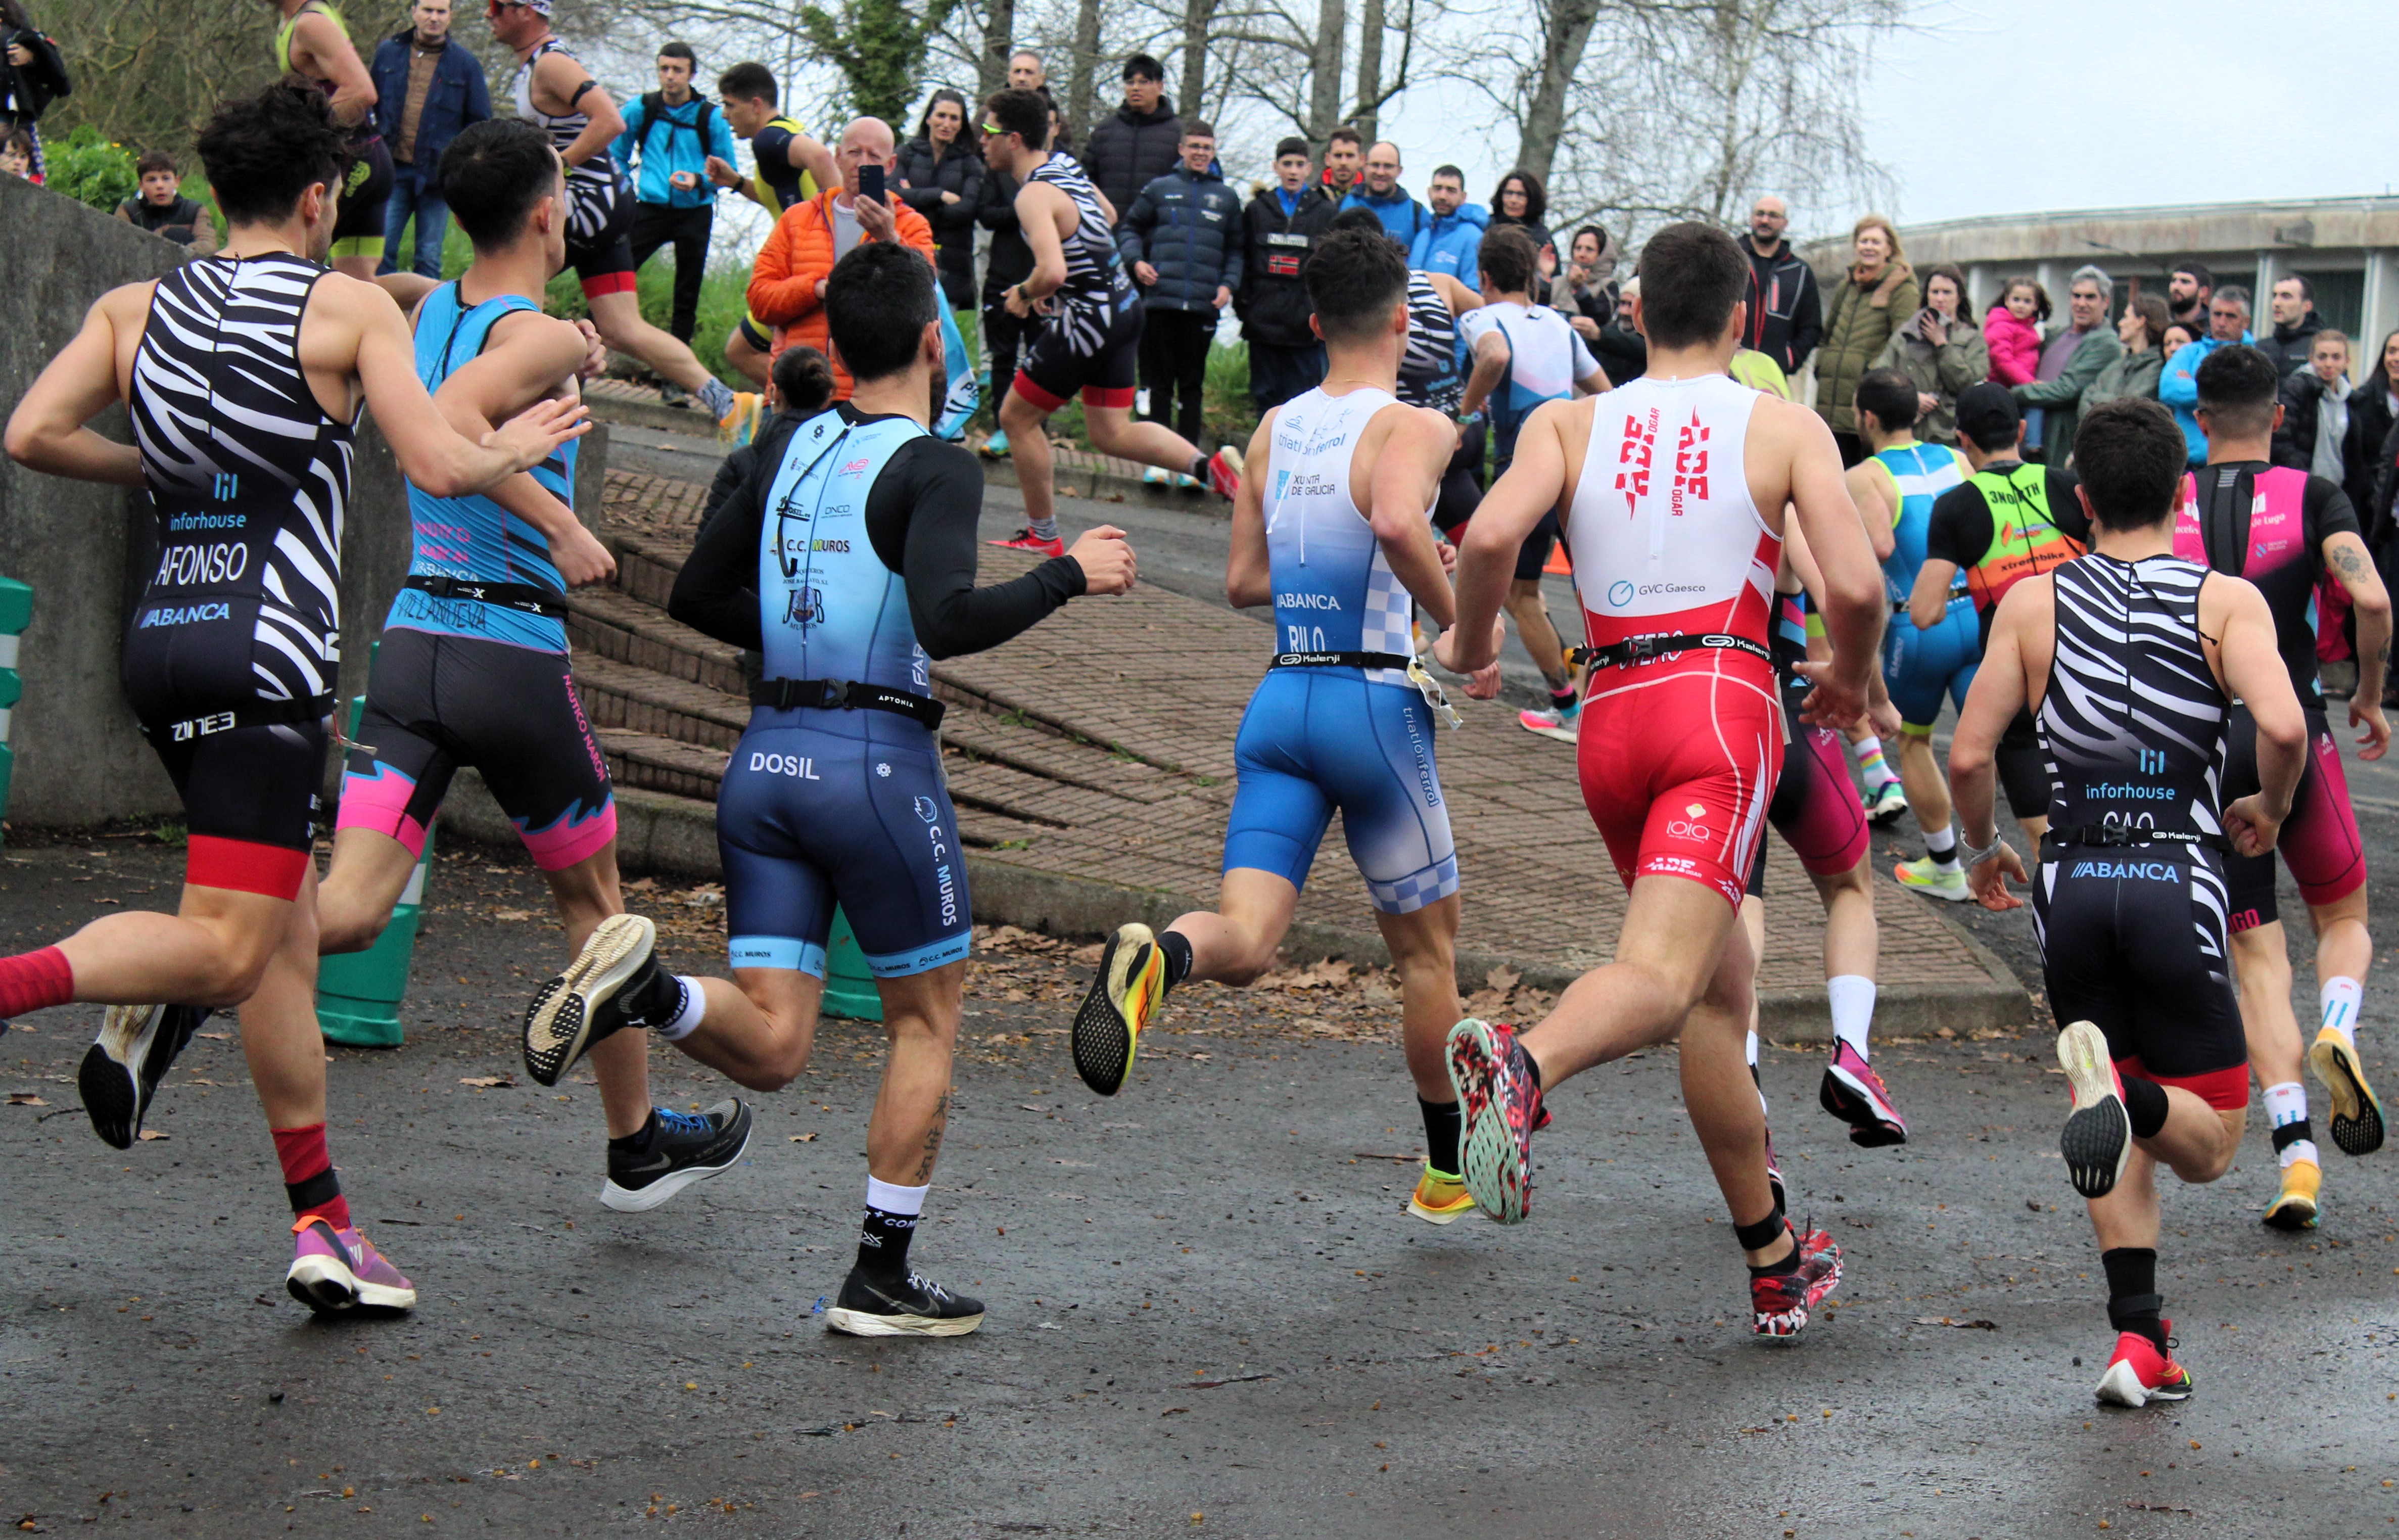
{"left": 858, "top": 163, "right": 884, "bottom": 204}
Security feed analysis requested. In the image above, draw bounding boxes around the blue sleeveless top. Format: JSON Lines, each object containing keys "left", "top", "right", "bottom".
{"left": 1870, "top": 440, "right": 1970, "bottom": 606}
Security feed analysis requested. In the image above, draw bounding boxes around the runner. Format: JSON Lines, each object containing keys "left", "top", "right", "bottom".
{"left": 977, "top": 87, "right": 1241, "bottom": 557}
{"left": 1907, "top": 382, "right": 2087, "bottom": 856}
{"left": 1452, "top": 225, "right": 1610, "bottom": 744}
{"left": 2175, "top": 343, "right": 2390, "bottom": 1228}
{"left": 1065, "top": 226, "right": 1503, "bottom": 1225}
{"left": 709, "top": 61, "right": 835, "bottom": 393}
{"left": 0, "top": 81, "right": 586, "bottom": 1312}
{"left": 485, "top": 0, "right": 751, "bottom": 434}
{"left": 523, "top": 241, "right": 1137, "bottom": 1336}
{"left": 1843, "top": 369, "right": 1979, "bottom": 899}
{"left": 1950, "top": 397, "right": 2304, "bottom": 1408}
{"left": 270, "top": 0, "right": 392, "bottom": 280}
{"left": 1435, "top": 221, "right": 1886, "bottom": 1336}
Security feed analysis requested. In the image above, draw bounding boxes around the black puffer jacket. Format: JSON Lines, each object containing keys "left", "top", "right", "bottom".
{"left": 1116, "top": 164, "right": 1243, "bottom": 314}
{"left": 896, "top": 136, "right": 984, "bottom": 309}
{"left": 1236, "top": 183, "right": 1337, "bottom": 348}
{"left": 1080, "top": 95, "right": 1180, "bottom": 225}
{"left": 976, "top": 165, "right": 1029, "bottom": 300}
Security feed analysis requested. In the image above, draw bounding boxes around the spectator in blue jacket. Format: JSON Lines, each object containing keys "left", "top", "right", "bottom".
{"left": 1340, "top": 141, "right": 1428, "bottom": 250}
{"left": 1118, "top": 120, "right": 1244, "bottom": 478}
{"left": 614, "top": 40, "right": 739, "bottom": 358}
{"left": 1408, "top": 164, "right": 1486, "bottom": 278}
{"left": 2158, "top": 286, "right": 2255, "bottom": 464}
{"left": 369, "top": 0, "right": 489, "bottom": 278}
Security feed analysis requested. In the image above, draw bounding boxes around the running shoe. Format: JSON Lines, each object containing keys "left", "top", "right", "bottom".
{"left": 2307, "top": 1027, "right": 2385, "bottom": 1156}
{"left": 601, "top": 1100, "right": 755, "bottom": 1212}
{"left": 1448, "top": 1017, "right": 1547, "bottom": 1225}
{"left": 2093, "top": 1323, "right": 2192, "bottom": 1407}
{"left": 2262, "top": 1157, "right": 2322, "bottom": 1231}
{"left": 1892, "top": 855, "right": 1970, "bottom": 902}
{"left": 980, "top": 429, "right": 1011, "bottom": 459}
{"left": 1176, "top": 473, "right": 1201, "bottom": 491}
{"left": 2057, "top": 1019, "right": 2132, "bottom": 1199}
{"left": 1863, "top": 781, "right": 1909, "bottom": 824}
{"left": 287, "top": 1217, "right": 416, "bottom": 1315}
{"left": 1142, "top": 465, "right": 1170, "bottom": 485}
{"left": 1406, "top": 1164, "right": 1476, "bottom": 1225}
{"left": 825, "top": 1266, "right": 985, "bottom": 1337}
{"left": 658, "top": 380, "right": 690, "bottom": 406}
{"left": 1517, "top": 704, "right": 1580, "bottom": 743}
{"left": 719, "top": 390, "right": 762, "bottom": 448}
{"left": 1818, "top": 1041, "right": 1908, "bottom": 1147}
{"left": 522, "top": 913, "right": 661, "bottom": 1088}
{"left": 987, "top": 528, "right": 1065, "bottom": 557}
{"left": 1749, "top": 1220, "right": 1843, "bottom": 1338}
{"left": 1206, "top": 444, "right": 1244, "bottom": 499}
{"left": 1071, "top": 922, "right": 1166, "bottom": 1096}
{"left": 79, "top": 1003, "right": 208, "bottom": 1150}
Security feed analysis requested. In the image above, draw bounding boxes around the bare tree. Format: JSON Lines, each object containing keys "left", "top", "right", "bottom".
{"left": 1514, "top": 0, "right": 1603, "bottom": 184}
{"left": 980, "top": 0, "right": 1017, "bottom": 99}
{"left": 1066, "top": 0, "right": 1103, "bottom": 140}
{"left": 1178, "top": 0, "right": 1218, "bottom": 120}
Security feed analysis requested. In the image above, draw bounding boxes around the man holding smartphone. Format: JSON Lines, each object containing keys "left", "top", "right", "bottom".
{"left": 616, "top": 40, "right": 738, "bottom": 369}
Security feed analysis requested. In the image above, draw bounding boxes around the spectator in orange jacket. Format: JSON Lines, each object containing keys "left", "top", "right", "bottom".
{"left": 746, "top": 116, "right": 934, "bottom": 399}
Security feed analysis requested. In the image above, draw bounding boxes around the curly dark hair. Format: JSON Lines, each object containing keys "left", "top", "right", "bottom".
{"left": 199, "top": 80, "right": 353, "bottom": 227}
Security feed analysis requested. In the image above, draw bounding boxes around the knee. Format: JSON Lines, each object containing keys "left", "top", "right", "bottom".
{"left": 2170, "top": 1141, "right": 2238, "bottom": 1184}
{"left": 196, "top": 939, "right": 280, "bottom": 1008}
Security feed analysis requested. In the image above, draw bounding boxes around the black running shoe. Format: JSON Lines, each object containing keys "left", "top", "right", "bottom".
{"left": 825, "top": 1265, "right": 985, "bottom": 1337}
{"left": 601, "top": 1100, "right": 754, "bottom": 1212}
{"left": 523, "top": 914, "right": 662, "bottom": 1087}
{"left": 79, "top": 1003, "right": 208, "bottom": 1149}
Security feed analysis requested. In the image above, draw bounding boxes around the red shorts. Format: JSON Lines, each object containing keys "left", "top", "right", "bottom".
{"left": 1576, "top": 653, "right": 1782, "bottom": 909}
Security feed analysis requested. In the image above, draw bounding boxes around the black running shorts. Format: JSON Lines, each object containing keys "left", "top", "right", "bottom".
{"left": 1997, "top": 706, "right": 2049, "bottom": 825}
{"left": 1013, "top": 297, "right": 1142, "bottom": 412}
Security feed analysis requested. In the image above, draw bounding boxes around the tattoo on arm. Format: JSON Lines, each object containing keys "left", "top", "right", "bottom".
{"left": 2331, "top": 543, "right": 2369, "bottom": 583}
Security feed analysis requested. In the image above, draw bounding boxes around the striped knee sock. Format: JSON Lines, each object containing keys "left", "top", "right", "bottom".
{"left": 1851, "top": 734, "right": 1900, "bottom": 792}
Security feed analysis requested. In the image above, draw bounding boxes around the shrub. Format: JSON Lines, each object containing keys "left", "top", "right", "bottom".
{"left": 43, "top": 125, "right": 138, "bottom": 214}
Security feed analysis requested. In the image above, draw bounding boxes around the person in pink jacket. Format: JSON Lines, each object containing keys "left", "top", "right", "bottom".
{"left": 1983, "top": 276, "right": 2048, "bottom": 386}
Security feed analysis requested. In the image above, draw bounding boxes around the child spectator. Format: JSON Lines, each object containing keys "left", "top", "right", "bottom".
{"left": 113, "top": 150, "right": 220, "bottom": 252}
{"left": 1984, "top": 276, "right": 2047, "bottom": 386}
{"left": 0, "top": 126, "right": 30, "bottom": 180}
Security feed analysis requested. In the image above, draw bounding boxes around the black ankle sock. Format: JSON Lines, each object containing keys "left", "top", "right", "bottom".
{"left": 2122, "top": 1076, "right": 2169, "bottom": 1140}
{"left": 1188, "top": 452, "right": 1210, "bottom": 480}
{"left": 2102, "top": 1246, "right": 2166, "bottom": 1350}
{"left": 607, "top": 1110, "right": 660, "bottom": 1153}
{"left": 620, "top": 962, "right": 683, "bottom": 1027}
{"left": 2271, "top": 1118, "right": 2315, "bottom": 1154}
{"left": 857, "top": 1205, "right": 919, "bottom": 1283}
{"left": 1157, "top": 929, "right": 1194, "bottom": 992}
{"left": 1420, "top": 1096, "right": 1463, "bottom": 1176}
{"left": 1549, "top": 684, "right": 1578, "bottom": 712}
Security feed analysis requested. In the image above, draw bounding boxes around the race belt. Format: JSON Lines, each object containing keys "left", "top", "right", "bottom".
{"left": 1268, "top": 650, "right": 1414, "bottom": 671}
{"left": 1571, "top": 633, "right": 1773, "bottom": 671}
{"left": 405, "top": 575, "right": 568, "bottom": 619}
{"left": 750, "top": 677, "right": 946, "bottom": 730}
{"left": 2043, "top": 823, "right": 2231, "bottom": 860}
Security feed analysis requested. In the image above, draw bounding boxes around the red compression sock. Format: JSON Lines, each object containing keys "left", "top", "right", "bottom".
{"left": 0, "top": 946, "right": 74, "bottom": 1018}
{"left": 271, "top": 1123, "right": 352, "bottom": 1231}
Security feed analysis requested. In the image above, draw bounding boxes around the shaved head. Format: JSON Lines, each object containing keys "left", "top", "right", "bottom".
{"left": 839, "top": 117, "right": 896, "bottom": 158}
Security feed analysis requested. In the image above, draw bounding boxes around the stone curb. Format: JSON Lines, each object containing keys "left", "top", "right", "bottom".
{"left": 443, "top": 770, "right": 2029, "bottom": 1043}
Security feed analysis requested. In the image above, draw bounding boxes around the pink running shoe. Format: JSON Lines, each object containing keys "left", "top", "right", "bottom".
{"left": 1447, "top": 1018, "right": 1548, "bottom": 1225}
{"left": 987, "top": 528, "right": 1065, "bottom": 557}
{"left": 2093, "top": 1321, "right": 2193, "bottom": 1407}
{"left": 1205, "top": 445, "right": 1244, "bottom": 499}
{"left": 1818, "top": 1041, "right": 1908, "bottom": 1147}
{"left": 1750, "top": 1220, "right": 1843, "bottom": 1338}
{"left": 287, "top": 1217, "right": 417, "bottom": 1315}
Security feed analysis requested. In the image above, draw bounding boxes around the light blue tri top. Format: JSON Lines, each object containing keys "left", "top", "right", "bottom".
{"left": 1870, "top": 439, "right": 1971, "bottom": 605}
{"left": 753, "top": 406, "right": 932, "bottom": 699}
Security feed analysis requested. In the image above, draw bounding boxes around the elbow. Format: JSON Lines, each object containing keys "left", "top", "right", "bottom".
{"left": 3, "top": 413, "right": 38, "bottom": 470}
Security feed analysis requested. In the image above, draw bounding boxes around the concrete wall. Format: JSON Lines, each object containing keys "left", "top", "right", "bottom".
{"left": 0, "top": 174, "right": 608, "bottom": 830}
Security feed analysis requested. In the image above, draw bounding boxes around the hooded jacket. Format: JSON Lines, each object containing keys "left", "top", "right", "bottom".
{"left": 1236, "top": 182, "right": 1338, "bottom": 349}
{"left": 1872, "top": 312, "right": 1989, "bottom": 446}
{"left": 1816, "top": 260, "right": 1918, "bottom": 437}
{"left": 1081, "top": 95, "right": 1182, "bottom": 222}
{"left": 1740, "top": 239, "right": 1822, "bottom": 375}
{"left": 1340, "top": 181, "right": 1429, "bottom": 250}
{"left": 2256, "top": 307, "right": 2326, "bottom": 379}
{"left": 2157, "top": 331, "right": 2253, "bottom": 464}
{"left": 1408, "top": 202, "right": 1488, "bottom": 279}
{"left": 1117, "top": 162, "right": 1244, "bottom": 314}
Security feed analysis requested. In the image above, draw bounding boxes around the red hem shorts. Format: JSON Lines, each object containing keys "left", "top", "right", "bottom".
{"left": 1576, "top": 651, "right": 1782, "bottom": 909}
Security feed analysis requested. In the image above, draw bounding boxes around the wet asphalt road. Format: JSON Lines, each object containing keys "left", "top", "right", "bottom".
{"left": 6, "top": 836, "right": 2399, "bottom": 1539}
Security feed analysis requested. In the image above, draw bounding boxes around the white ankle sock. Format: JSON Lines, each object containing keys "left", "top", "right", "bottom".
{"left": 1923, "top": 823, "right": 1960, "bottom": 873}
{"left": 1827, "top": 975, "right": 1875, "bottom": 1059}
{"left": 866, "top": 1175, "right": 929, "bottom": 1216}
{"left": 2322, "top": 976, "right": 2363, "bottom": 1048}
{"left": 1746, "top": 1028, "right": 1767, "bottom": 1116}
{"left": 653, "top": 976, "right": 707, "bottom": 1041}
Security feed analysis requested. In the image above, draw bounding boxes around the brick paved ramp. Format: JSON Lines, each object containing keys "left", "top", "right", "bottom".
{"left": 481, "top": 469, "right": 2023, "bottom": 1040}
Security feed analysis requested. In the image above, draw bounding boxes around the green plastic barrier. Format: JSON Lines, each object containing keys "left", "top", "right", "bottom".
{"left": 821, "top": 906, "right": 882, "bottom": 1021}
{"left": 318, "top": 665, "right": 430, "bottom": 1048}
{"left": 0, "top": 577, "right": 29, "bottom": 847}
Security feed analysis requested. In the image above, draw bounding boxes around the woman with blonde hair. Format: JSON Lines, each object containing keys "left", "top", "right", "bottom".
{"left": 1816, "top": 213, "right": 1917, "bottom": 465}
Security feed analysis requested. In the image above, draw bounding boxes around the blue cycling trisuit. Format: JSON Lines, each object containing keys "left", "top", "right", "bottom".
{"left": 1869, "top": 440, "right": 1979, "bottom": 732}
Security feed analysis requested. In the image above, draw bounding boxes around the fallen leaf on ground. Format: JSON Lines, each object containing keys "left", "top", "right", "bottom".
{"left": 459, "top": 1076, "right": 515, "bottom": 1089}
{"left": 137, "top": 1130, "right": 169, "bottom": 1141}
{"left": 8, "top": 1093, "right": 48, "bottom": 1106}
{"left": 492, "top": 910, "right": 535, "bottom": 922}
{"left": 1911, "top": 1316, "right": 1996, "bottom": 1330}
{"left": 788, "top": 1133, "right": 817, "bottom": 1142}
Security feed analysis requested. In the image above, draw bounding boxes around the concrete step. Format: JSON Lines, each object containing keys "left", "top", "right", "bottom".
{"left": 611, "top": 532, "right": 690, "bottom": 611}
{"left": 563, "top": 586, "right": 747, "bottom": 697}
{"left": 597, "top": 727, "right": 729, "bottom": 802}
{"left": 574, "top": 652, "right": 747, "bottom": 751}
{"left": 585, "top": 377, "right": 723, "bottom": 438}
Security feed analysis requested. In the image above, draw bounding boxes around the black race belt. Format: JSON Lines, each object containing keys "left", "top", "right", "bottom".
{"left": 2043, "top": 823, "right": 2231, "bottom": 861}
{"left": 139, "top": 695, "right": 334, "bottom": 742}
{"left": 1269, "top": 650, "right": 1414, "bottom": 671}
{"left": 1571, "top": 633, "right": 1773, "bottom": 670}
{"left": 749, "top": 677, "right": 946, "bottom": 730}
{"left": 405, "top": 575, "right": 568, "bottom": 619}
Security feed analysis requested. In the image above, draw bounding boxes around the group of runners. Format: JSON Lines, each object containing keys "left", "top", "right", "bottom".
{"left": 0, "top": 59, "right": 2389, "bottom": 1408}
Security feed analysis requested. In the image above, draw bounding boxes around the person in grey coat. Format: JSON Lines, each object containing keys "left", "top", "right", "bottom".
{"left": 1872, "top": 263, "right": 1987, "bottom": 445}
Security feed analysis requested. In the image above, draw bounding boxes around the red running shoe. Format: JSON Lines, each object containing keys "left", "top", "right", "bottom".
{"left": 989, "top": 528, "right": 1065, "bottom": 556}
{"left": 1205, "top": 445, "right": 1244, "bottom": 499}
{"left": 1749, "top": 1220, "right": 1843, "bottom": 1338}
{"left": 1819, "top": 1041, "right": 1908, "bottom": 1147}
{"left": 2093, "top": 1322, "right": 2192, "bottom": 1407}
{"left": 1447, "top": 1018, "right": 1547, "bottom": 1225}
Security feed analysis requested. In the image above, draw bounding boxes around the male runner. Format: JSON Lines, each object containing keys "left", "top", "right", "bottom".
{"left": 1454, "top": 225, "right": 1610, "bottom": 743}
{"left": 1951, "top": 397, "right": 2304, "bottom": 1407}
{"left": 522, "top": 242, "right": 1137, "bottom": 1335}
{"left": 270, "top": 0, "right": 392, "bottom": 279}
{"left": 709, "top": 61, "right": 835, "bottom": 393}
{"left": 979, "top": 87, "right": 1241, "bottom": 556}
{"left": 0, "top": 81, "right": 585, "bottom": 1312}
{"left": 1067, "top": 226, "right": 1503, "bottom": 1224}
{"left": 2176, "top": 344, "right": 2390, "bottom": 1228}
{"left": 1325, "top": 208, "right": 1479, "bottom": 540}
{"left": 1843, "top": 369, "right": 1979, "bottom": 899}
{"left": 1909, "top": 383, "right": 2086, "bottom": 856}
{"left": 486, "top": 0, "right": 750, "bottom": 433}
{"left": 1436, "top": 222, "right": 1886, "bottom": 1336}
